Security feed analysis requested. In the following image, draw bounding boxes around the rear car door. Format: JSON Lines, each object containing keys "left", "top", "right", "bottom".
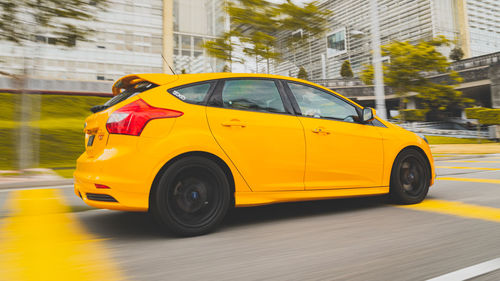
{"left": 206, "top": 78, "right": 305, "bottom": 192}
{"left": 284, "top": 81, "right": 384, "bottom": 190}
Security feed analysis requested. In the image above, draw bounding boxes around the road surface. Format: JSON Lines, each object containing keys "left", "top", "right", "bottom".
{"left": 1, "top": 153, "right": 500, "bottom": 280}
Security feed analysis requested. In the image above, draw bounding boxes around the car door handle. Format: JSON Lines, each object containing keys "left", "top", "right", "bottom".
{"left": 312, "top": 127, "right": 331, "bottom": 134}
{"left": 221, "top": 119, "right": 246, "bottom": 127}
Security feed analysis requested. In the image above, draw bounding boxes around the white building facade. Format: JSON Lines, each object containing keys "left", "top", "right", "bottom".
{"left": 276, "top": 0, "right": 500, "bottom": 80}
{"left": 0, "top": 0, "right": 227, "bottom": 81}
{"left": 173, "top": 0, "right": 227, "bottom": 73}
{"left": 0, "top": 0, "right": 164, "bottom": 81}
{"left": 465, "top": 0, "right": 500, "bottom": 57}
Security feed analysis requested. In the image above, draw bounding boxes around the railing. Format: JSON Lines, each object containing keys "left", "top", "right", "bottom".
{"left": 311, "top": 51, "right": 500, "bottom": 88}
{"left": 450, "top": 51, "right": 500, "bottom": 71}
{"left": 309, "top": 78, "right": 365, "bottom": 88}
{"left": 393, "top": 121, "right": 491, "bottom": 138}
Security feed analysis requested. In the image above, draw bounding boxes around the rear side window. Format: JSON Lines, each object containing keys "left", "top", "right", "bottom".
{"left": 221, "top": 79, "right": 286, "bottom": 114}
{"left": 168, "top": 83, "right": 212, "bottom": 104}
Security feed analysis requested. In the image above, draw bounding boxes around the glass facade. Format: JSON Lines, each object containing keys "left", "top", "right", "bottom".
{"left": 173, "top": 0, "right": 227, "bottom": 74}
{"left": 326, "top": 29, "right": 346, "bottom": 57}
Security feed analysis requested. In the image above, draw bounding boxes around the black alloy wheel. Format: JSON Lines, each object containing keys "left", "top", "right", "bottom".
{"left": 390, "top": 149, "right": 430, "bottom": 204}
{"left": 151, "top": 156, "right": 230, "bottom": 236}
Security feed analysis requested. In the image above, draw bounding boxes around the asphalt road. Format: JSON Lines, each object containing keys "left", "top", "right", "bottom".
{"left": 1, "top": 153, "right": 500, "bottom": 281}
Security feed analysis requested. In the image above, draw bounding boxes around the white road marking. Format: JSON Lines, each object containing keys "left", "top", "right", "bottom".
{"left": 0, "top": 185, "right": 73, "bottom": 193}
{"left": 427, "top": 258, "right": 500, "bottom": 281}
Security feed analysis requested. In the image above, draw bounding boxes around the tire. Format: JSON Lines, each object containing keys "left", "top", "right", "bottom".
{"left": 389, "top": 149, "right": 430, "bottom": 204}
{"left": 151, "top": 156, "right": 230, "bottom": 236}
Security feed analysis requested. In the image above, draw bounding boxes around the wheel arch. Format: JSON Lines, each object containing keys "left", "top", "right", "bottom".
{"left": 148, "top": 151, "right": 236, "bottom": 211}
{"left": 390, "top": 145, "right": 432, "bottom": 188}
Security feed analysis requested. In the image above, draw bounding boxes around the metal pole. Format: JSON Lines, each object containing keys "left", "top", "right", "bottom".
{"left": 369, "top": 0, "right": 388, "bottom": 120}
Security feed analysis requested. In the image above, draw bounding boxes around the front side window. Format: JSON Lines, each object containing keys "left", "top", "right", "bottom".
{"left": 169, "top": 83, "right": 212, "bottom": 104}
{"left": 287, "top": 82, "right": 358, "bottom": 122}
{"left": 221, "top": 79, "right": 286, "bottom": 114}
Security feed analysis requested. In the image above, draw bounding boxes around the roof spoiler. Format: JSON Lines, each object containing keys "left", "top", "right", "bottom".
{"left": 112, "top": 73, "right": 179, "bottom": 96}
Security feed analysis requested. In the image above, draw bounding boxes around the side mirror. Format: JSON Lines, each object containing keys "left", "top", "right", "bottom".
{"left": 361, "top": 107, "right": 375, "bottom": 122}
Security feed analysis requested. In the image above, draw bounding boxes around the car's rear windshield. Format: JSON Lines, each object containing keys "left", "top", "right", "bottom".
{"left": 105, "top": 81, "right": 158, "bottom": 107}
{"left": 91, "top": 81, "right": 158, "bottom": 113}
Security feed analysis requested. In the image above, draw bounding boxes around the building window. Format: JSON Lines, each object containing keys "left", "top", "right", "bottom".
{"left": 326, "top": 28, "right": 346, "bottom": 57}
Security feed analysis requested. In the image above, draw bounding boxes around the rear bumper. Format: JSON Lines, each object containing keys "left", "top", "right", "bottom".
{"left": 74, "top": 144, "right": 153, "bottom": 212}
{"left": 74, "top": 177, "right": 148, "bottom": 212}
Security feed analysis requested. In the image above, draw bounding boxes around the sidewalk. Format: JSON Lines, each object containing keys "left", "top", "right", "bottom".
{"left": 0, "top": 168, "right": 73, "bottom": 190}
{"left": 430, "top": 143, "right": 500, "bottom": 154}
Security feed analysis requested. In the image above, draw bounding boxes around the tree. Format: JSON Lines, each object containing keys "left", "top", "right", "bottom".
{"left": 0, "top": 0, "right": 108, "bottom": 170}
{"left": 449, "top": 46, "right": 465, "bottom": 62}
{"left": 222, "top": 65, "right": 231, "bottom": 72}
{"left": 278, "top": 0, "right": 332, "bottom": 76}
{"left": 298, "top": 66, "right": 308, "bottom": 80}
{"left": 205, "top": 0, "right": 330, "bottom": 75}
{"left": 361, "top": 36, "right": 472, "bottom": 120}
{"left": 227, "top": 0, "right": 281, "bottom": 73}
{"left": 181, "top": 69, "right": 187, "bottom": 74}
{"left": 0, "top": 0, "right": 108, "bottom": 49}
{"left": 279, "top": 0, "right": 332, "bottom": 45}
{"left": 202, "top": 31, "right": 243, "bottom": 72}
{"left": 340, "top": 60, "right": 353, "bottom": 78}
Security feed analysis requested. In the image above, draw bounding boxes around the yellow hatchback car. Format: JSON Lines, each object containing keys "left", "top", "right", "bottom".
{"left": 75, "top": 73, "right": 435, "bottom": 236}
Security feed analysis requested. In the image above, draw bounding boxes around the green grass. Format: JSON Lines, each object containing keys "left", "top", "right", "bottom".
{"left": 426, "top": 135, "right": 495, "bottom": 144}
{"left": 0, "top": 93, "right": 108, "bottom": 170}
{"left": 53, "top": 168, "right": 75, "bottom": 178}
{"left": 1, "top": 92, "right": 498, "bottom": 171}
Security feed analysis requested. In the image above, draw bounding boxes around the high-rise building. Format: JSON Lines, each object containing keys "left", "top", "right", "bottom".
{"left": 465, "top": 0, "right": 500, "bottom": 57}
{"left": 0, "top": 0, "right": 227, "bottom": 81}
{"left": 0, "top": 0, "right": 164, "bottom": 81}
{"left": 275, "top": 0, "right": 500, "bottom": 80}
{"left": 172, "top": 0, "right": 228, "bottom": 73}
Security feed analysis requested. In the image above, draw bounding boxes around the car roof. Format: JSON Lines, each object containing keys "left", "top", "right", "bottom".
{"left": 112, "top": 72, "right": 363, "bottom": 109}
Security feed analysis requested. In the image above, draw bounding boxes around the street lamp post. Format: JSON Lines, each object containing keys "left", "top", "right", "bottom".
{"left": 369, "top": 0, "right": 388, "bottom": 120}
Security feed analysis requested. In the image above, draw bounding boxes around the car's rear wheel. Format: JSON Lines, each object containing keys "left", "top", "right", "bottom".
{"left": 151, "top": 156, "right": 230, "bottom": 236}
{"left": 390, "top": 149, "right": 430, "bottom": 204}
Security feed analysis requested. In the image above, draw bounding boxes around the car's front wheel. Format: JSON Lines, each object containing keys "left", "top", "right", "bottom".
{"left": 151, "top": 156, "right": 230, "bottom": 236}
{"left": 390, "top": 149, "right": 430, "bottom": 204}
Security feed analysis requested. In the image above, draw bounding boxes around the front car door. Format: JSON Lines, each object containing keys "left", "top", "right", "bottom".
{"left": 206, "top": 78, "right": 305, "bottom": 192}
{"left": 284, "top": 81, "right": 384, "bottom": 190}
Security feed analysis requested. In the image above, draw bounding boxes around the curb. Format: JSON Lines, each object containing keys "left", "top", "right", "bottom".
{"left": 0, "top": 179, "right": 74, "bottom": 190}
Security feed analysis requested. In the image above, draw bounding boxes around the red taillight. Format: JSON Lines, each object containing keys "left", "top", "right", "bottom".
{"left": 106, "top": 99, "right": 183, "bottom": 136}
{"left": 95, "top": 184, "right": 110, "bottom": 189}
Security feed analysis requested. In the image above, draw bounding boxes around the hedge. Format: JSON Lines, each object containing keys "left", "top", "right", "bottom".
{"left": 0, "top": 93, "right": 108, "bottom": 170}
{"left": 399, "top": 109, "right": 430, "bottom": 122}
{"left": 465, "top": 107, "right": 500, "bottom": 125}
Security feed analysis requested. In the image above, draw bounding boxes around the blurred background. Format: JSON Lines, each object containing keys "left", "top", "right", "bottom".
{"left": 1, "top": 1, "right": 500, "bottom": 281}
{"left": 0, "top": 0, "right": 499, "bottom": 177}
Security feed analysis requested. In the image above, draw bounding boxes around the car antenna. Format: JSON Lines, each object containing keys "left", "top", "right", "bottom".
{"left": 161, "top": 54, "right": 177, "bottom": 75}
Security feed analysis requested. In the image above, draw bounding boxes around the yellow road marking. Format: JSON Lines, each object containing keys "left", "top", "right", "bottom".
{"left": 0, "top": 189, "right": 125, "bottom": 281}
{"left": 399, "top": 199, "right": 500, "bottom": 223}
{"left": 442, "top": 160, "right": 500, "bottom": 163}
{"left": 436, "top": 166, "right": 500, "bottom": 171}
{"left": 437, "top": 177, "right": 500, "bottom": 184}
